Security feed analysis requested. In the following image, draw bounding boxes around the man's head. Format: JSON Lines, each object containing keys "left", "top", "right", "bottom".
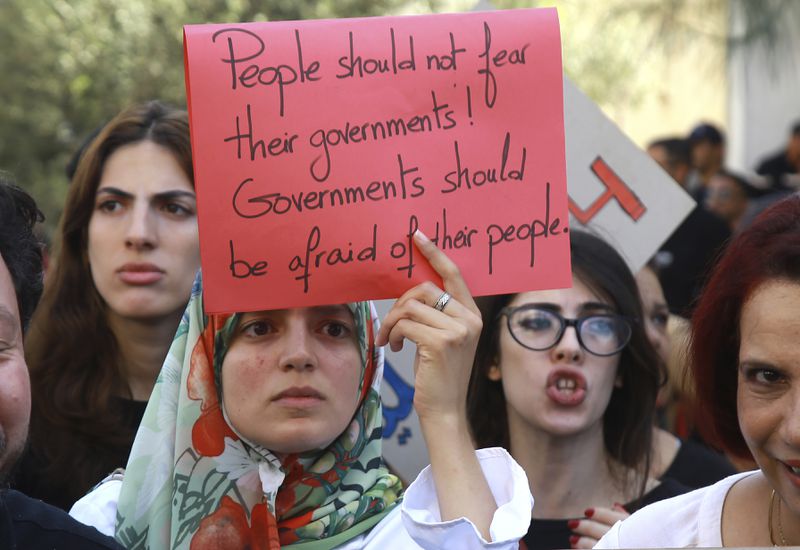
{"left": 705, "top": 169, "right": 756, "bottom": 230}
{"left": 0, "top": 174, "right": 43, "bottom": 482}
{"left": 688, "top": 123, "right": 725, "bottom": 175}
{"left": 647, "top": 137, "right": 691, "bottom": 188}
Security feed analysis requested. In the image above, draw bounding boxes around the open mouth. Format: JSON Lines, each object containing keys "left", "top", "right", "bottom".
{"left": 555, "top": 378, "right": 578, "bottom": 392}
{"left": 546, "top": 371, "right": 587, "bottom": 406}
{"left": 779, "top": 461, "right": 800, "bottom": 490}
{"left": 783, "top": 462, "right": 800, "bottom": 476}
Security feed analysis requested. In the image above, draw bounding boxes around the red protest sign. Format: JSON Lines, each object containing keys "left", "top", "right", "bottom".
{"left": 184, "top": 8, "right": 570, "bottom": 313}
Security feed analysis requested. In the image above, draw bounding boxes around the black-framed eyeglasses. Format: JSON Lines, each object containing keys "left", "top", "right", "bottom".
{"left": 498, "top": 305, "right": 633, "bottom": 357}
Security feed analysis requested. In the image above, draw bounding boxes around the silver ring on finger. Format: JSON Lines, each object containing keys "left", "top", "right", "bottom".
{"left": 432, "top": 291, "right": 451, "bottom": 312}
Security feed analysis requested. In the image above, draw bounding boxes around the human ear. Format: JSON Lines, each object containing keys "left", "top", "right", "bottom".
{"left": 487, "top": 362, "right": 502, "bottom": 381}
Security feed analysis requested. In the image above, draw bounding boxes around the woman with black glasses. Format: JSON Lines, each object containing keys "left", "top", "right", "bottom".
{"left": 467, "top": 230, "right": 689, "bottom": 550}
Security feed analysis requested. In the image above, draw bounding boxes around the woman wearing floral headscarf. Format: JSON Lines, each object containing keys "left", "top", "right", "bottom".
{"left": 71, "top": 231, "right": 532, "bottom": 549}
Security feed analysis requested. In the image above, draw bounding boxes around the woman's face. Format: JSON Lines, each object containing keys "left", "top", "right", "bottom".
{"left": 221, "top": 306, "right": 363, "bottom": 454}
{"left": 87, "top": 140, "right": 199, "bottom": 323}
{"left": 489, "top": 277, "right": 622, "bottom": 438}
{"left": 636, "top": 266, "right": 670, "bottom": 366}
{"left": 738, "top": 279, "right": 800, "bottom": 516}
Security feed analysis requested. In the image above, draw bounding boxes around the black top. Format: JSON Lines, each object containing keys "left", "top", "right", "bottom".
{"left": 756, "top": 149, "right": 797, "bottom": 189}
{"left": 11, "top": 398, "right": 147, "bottom": 511}
{"left": 0, "top": 489, "right": 123, "bottom": 549}
{"left": 656, "top": 205, "right": 730, "bottom": 316}
{"left": 662, "top": 438, "right": 737, "bottom": 489}
{"left": 522, "top": 477, "right": 689, "bottom": 550}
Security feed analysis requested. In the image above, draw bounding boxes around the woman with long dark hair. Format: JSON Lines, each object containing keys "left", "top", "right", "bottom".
{"left": 14, "top": 101, "right": 201, "bottom": 510}
{"left": 468, "top": 230, "right": 686, "bottom": 549}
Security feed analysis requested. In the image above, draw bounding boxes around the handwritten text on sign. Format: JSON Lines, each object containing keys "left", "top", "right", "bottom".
{"left": 184, "top": 9, "right": 570, "bottom": 313}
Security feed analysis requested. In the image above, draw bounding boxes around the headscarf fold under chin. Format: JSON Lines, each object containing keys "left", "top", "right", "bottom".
{"left": 115, "top": 273, "right": 402, "bottom": 549}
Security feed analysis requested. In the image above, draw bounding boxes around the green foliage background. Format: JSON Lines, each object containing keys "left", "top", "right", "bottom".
{"left": 2, "top": 0, "right": 794, "bottom": 236}
{"left": 0, "top": 0, "right": 411, "bottom": 236}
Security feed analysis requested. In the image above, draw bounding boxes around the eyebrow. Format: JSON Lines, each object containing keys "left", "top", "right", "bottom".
{"left": 96, "top": 186, "right": 196, "bottom": 201}
{"left": 240, "top": 304, "right": 352, "bottom": 320}
{"left": 580, "top": 302, "right": 615, "bottom": 313}
{"left": 522, "top": 302, "right": 615, "bottom": 314}
{"left": 311, "top": 304, "right": 352, "bottom": 316}
{"left": 524, "top": 302, "right": 560, "bottom": 313}
{"left": 738, "top": 359, "right": 781, "bottom": 373}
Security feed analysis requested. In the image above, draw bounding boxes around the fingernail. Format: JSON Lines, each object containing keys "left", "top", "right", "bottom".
{"left": 567, "top": 519, "right": 580, "bottom": 529}
{"left": 569, "top": 535, "right": 579, "bottom": 546}
{"left": 584, "top": 508, "right": 594, "bottom": 518}
{"left": 413, "top": 229, "right": 430, "bottom": 244}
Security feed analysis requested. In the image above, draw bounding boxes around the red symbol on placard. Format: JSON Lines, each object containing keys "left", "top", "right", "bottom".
{"left": 569, "top": 156, "right": 646, "bottom": 225}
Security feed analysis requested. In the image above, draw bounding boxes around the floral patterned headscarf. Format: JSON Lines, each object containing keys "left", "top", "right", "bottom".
{"left": 115, "top": 274, "right": 402, "bottom": 549}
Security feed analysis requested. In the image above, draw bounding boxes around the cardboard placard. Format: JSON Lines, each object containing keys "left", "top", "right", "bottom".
{"left": 564, "top": 77, "right": 695, "bottom": 270}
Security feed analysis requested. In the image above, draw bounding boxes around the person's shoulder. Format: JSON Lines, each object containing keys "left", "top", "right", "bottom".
{"left": 1, "top": 489, "right": 122, "bottom": 549}
{"left": 666, "top": 205, "right": 730, "bottom": 248}
{"left": 677, "top": 438, "right": 735, "bottom": 464}
{"left": 665, "top": 438, "right": 738, "bottom": 488}
{"left": 756, "top": 150, "right": 788, "bottom": 174}
{"left": 601, "top": 472, "right": 753, "bottom": 548}
{"left": 639, "top": 476, "right": 690, "bottom": 507}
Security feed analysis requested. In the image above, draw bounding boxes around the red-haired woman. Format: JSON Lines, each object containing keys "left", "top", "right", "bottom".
{"left": 597, "top": 195, "right": 800, "bottom": 547}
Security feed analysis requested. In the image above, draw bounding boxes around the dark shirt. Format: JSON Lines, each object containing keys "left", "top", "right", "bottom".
{"left": 12, "top": 398, "right": 147, "bottom": 511}
{"left": 662, "top": 438, "right": 737, "bottom": 489}
{"left": 521, "top": 477, "right": 689, "bottom": 550}
{"left": 756, "top": 149, "right": 797, "bottom": 190}
{"left": 0, "top": 489, "right": 123, "bottom": 549}
{"left": 657, "top": 205, "right": 730, "bottom": 316}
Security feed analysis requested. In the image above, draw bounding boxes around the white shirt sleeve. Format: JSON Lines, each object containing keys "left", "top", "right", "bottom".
{"left": 593, "top": 519, "right": 622, "bottom": 548}
{"left": 69, "top": 476, "right": 123, "bottom": 537}
{"left": 398, "top": 446, "right": 532, "bottom": 550}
